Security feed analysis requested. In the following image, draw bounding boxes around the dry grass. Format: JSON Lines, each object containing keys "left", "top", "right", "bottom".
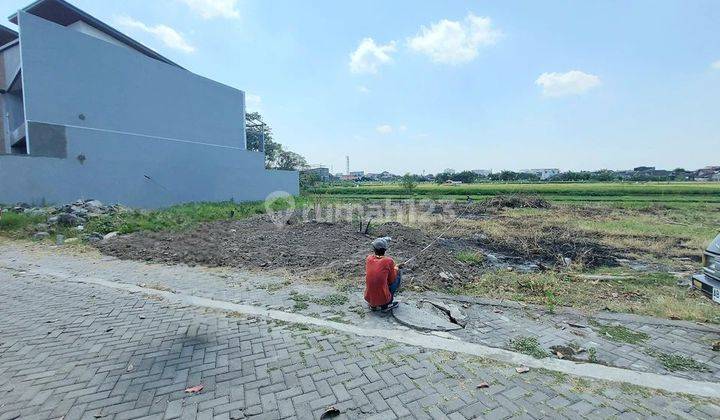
{"left": 452, "top": 270, "right": 720, "bottom": 324}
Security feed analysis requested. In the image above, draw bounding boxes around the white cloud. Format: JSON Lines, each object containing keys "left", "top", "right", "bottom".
{"left": 712, "top": 60, "right": 720, "bottom": 70}
{"left": 398, "top": 125, "right": 407, "bottom": 132}
{"left": 535, "top": 70, "right": 601, "bottom": 97}
{"left": 407, "top": 13, "right": 501, "bottom": 64}
{"left": 179, "top": 0, "right": 240, "bottom": 19}
{"left": 245, "top": 93, "right": 262, "bottom": 110}
{"left": 357, "top": 85, "right": 370, "bottom": 94}
{"left": 376, "top": 124, "right": 393, "bottom": 134}
{"left": 349, "top": 38, "right": 397, "bottom": 74}
{"left": 115, "top": 16, "right": 195, "bottom": 53}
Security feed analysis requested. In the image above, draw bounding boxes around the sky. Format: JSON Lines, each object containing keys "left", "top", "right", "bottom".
{"left": 1, "top": 0, "right": 719, "bottom": 174}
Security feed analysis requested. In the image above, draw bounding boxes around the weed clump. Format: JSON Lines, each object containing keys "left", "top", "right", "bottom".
{"left": 509, "top": 336, "right": 549, "bottom": 358}
{"left": 591, "top": 321, "right": 649, "bottom": 344}
{"left": 485, "top": 194, "right": 551, "bottom": 209}
{"left": 456, "top": 251, "right": 485, "bottom": 265}
{"left": 647, "top": 351, "right": 708, "bottom": 372}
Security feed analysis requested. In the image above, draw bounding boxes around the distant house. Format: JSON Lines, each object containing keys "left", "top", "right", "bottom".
{"left": 521, "top": 168, "right": 560, "bottom": 180}
{"left": 696, "top": 166, "right": 720, "bottom": 180}
{"left": 445, "top": 180, "right": 463, "bottom": 185}
{"left": 0, "top": 0, "right": 297, "bottom": 207}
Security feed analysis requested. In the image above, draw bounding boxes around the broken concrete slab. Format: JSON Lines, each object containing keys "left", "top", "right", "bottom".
{"left": 424, "top": 299, "right": 468, "bottom": 327}
{"left": 392, "top": 301, "right": 464, "bottom": 332}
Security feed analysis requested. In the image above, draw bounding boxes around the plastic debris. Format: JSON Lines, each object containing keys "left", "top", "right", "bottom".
{"left": 185, "top": 385, "right": 204, "bottom": 393}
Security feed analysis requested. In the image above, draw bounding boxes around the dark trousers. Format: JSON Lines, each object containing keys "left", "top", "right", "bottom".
{"left": 381, "top": 270, "right": 402, "bottom": 308}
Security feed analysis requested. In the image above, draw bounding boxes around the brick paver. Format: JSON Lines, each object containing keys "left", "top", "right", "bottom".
{"left": 1, "top": 269, "right": 719, "bottom": 419}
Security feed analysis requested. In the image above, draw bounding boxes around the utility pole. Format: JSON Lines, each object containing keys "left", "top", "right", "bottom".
{"left": 346, "top": 156, "right": 350, "bottom": 175}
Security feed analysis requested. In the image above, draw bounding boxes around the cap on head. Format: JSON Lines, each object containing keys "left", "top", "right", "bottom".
{"left": 372, "top": 237, "right": 390, "bottom": 251}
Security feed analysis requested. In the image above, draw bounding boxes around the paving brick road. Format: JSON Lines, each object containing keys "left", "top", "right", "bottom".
{"left": 1, "top": 269, "right": 720, "bottom": 419}
{"left": 3, "top": 242, "right": 718, "bottom": 385}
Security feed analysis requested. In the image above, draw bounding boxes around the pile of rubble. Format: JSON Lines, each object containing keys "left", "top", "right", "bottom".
{"left": 3, "top": 199, "right": 129, "bottom": 243}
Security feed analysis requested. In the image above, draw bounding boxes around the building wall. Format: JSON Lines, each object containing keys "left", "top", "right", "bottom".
{"left": 67, "top": 20, "right": 135, "bottom": 52}
{"left": 0, "top": 11, "right": 298, "bottom": 207}
{"left": 0, "top": 126, "right": 298, "bottom": 207}
{"left": 18, "top": 11, "right": 245, "bottom": 150}
{"left": 1, "top": 43, "right": 19, "bottom": 87}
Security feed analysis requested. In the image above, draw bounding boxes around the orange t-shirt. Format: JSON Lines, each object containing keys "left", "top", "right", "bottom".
{"left": 364, "top": 254, "right": 398, "bottom": 307}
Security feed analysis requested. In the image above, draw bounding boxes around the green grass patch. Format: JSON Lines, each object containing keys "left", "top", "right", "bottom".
{"left": 2, "top": 197, "right": 311, "bottom": 239}
{"left": 289, "top": 291, "right": 349, "bottom": 309}
{"left": 509, "top": 336, "right": 549, "bottom": 358}
{"left": 456, "top": 250, "right": 485, "bottom": 265}
{"left": 0, "top": 212, "right": 46, "bottom": 236}
{"left": 85, "top": 199, "right": 297, "bottom": 235}
{"left": 647, "top": 350, "right": 708, "bottom": 372}
{"left": 591, "top": 322, "right": 649, "bottom": 344}
{"left": 312, "top": 293, "right": 349, "bottom": 306}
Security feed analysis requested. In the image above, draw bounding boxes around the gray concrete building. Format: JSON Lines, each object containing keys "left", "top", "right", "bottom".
{"left": 0, "top": 0, "right": 298, "bottom": 208}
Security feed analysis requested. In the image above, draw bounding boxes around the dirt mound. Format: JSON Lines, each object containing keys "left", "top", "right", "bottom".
{"left": 484, "top": 194, "right": 551, "bottom": 209}
{"left": 96, "top": 216, "right": 486, "bottom": 290}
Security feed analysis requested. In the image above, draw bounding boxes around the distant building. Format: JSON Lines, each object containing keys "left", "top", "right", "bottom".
{"left": 349, "top": 171, "right": 364, "bottom": 177}
{"left": 521, "top": 168, "right": 560, "bottom": 180}
{"left": 696, "top": 166, "right": 720, "bottom": 181}
{"left": 444, "top": 180, "right": 463, "bottom": 185}
{"left": 377, "top": 171, "right": 397, "bottom": 181}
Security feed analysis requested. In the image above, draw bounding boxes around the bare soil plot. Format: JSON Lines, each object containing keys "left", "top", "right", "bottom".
{"left": 98, "top": 200, "right": 665, "bottom": 291}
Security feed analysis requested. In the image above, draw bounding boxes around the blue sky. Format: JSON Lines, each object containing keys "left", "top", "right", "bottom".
{"left": 2, "top": 0, "right": 719, "bottom": 174}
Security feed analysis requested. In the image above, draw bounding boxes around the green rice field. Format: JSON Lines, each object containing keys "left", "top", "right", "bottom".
{"left": 308, "top": 182, "right": 720, "bottom": 202}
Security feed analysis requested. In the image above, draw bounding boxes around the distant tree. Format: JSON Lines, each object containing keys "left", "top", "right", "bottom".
{"left": 435, "top": 171, "right": 454, "bottom": 184}
{"left": 299, "top": 171, "right": 321, "bottom": 190}
{"left": 401, "top": 173, "right": 418, "bottom": 190}
{"left": 553, "top": 171, "right": 591, "bottom": 182}
{"left": 591, "top": 170, "right": 618, "bottom": 182}
{"left": 454, "top": 171, "right": 478, "bottom": 184}
{"left": 276, "top": 150, "right": 308, "bottom": 171}
{"left": 245, "top": 111, "right": 307, "bottom": 170}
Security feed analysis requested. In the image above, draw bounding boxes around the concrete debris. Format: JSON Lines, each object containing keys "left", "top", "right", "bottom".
{"left": 103, "top": 231, "right": 119, "bottom": 241}
{"left": 57, "top": 213, "right": 82, "bottom": 227}
{"left": 87, "top": 232, "right": 105, "bottom": 243}
{"left": 515, "top": 366, "right": 530, "bottom": 374}
{"left": 33, "top": 232, "right": 49, "bottom": 241}
{"left": 2, "top": 199, "right": 129, "bottom": 244}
